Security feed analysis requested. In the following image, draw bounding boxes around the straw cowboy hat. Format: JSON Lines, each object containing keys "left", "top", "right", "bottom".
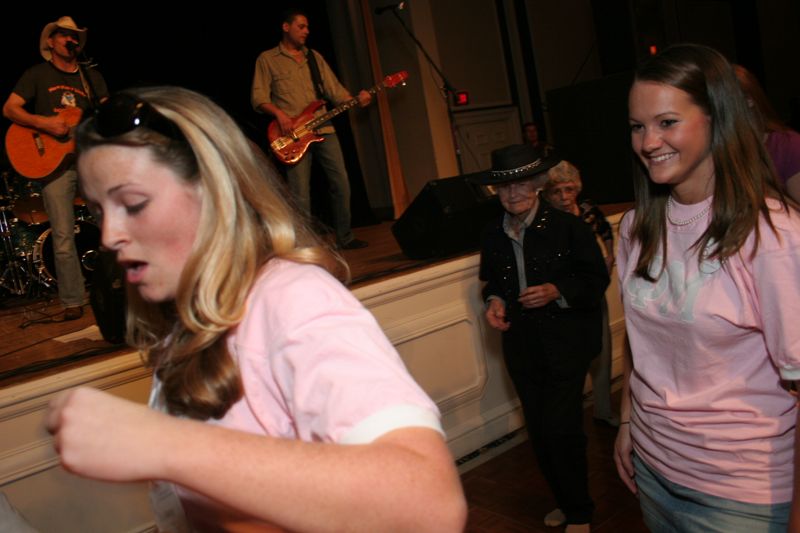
{"left": 40, "top": 16, "right": 87, "bottom": 61}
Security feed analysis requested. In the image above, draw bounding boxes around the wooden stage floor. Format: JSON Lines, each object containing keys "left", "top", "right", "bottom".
{"left": 0, "top": 221, "right": 466, "bottom": 388}
{"left": 0, "top": 202, "right": 630, "bottom": 389}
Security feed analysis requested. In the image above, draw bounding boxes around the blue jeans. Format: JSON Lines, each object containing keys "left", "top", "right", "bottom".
{"left": 285, "top": 133, "right": 354, "bottom": 245}
{"left": 41, "top": 170, "right": 85, "bottom": 308}
{"left": 634, "top": 455, "right": 790, "bottom": 533}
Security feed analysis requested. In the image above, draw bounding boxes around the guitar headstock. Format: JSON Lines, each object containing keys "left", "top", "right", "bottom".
{"left": 383, "top": 71, "right": 409, "bottom": 88}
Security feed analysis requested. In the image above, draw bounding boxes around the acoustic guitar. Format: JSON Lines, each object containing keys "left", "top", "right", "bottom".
{"left": 268, "top": 71, "right": 408, "bottom": 165}
{"left": 5, "top": 107, "right": 83, "bottom": 180}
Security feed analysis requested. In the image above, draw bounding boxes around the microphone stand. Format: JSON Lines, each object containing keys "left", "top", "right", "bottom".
{"left": 70, "top": 44, "right": 102, "bottom": 112}
{"left": 385, "top": 7, "right": 464, "bottom": 174}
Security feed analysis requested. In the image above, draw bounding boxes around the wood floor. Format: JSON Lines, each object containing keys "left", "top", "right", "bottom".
{"left": 461, "top": 399, "right": 649, "bottom": 532}
{"left": 0, "top": 221, "right": 457, "bottom": 388}
{"left": 1, "top": 204, "right": 631, "bottom": 388}
{"left": 0, "top": 297, "right": 125, "bottom": 387}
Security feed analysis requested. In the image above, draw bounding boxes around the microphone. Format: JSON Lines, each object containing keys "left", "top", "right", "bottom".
{"left": 375, "top": 1, "right": 405, "bottom": 15}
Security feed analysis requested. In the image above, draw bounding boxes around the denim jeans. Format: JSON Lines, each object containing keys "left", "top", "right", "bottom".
{"left": 634, "top": 455, "right": 790, "bottom": 533}
{"left": 41, "top": 169, "right": 85, "bottom": 308}
{"left": 285, "top": 133, "right": 354, "bottom": 245}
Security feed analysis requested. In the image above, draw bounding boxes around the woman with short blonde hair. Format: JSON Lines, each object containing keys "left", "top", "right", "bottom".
{"left": 544, "top": 160, "right": 618, "bottom": 431}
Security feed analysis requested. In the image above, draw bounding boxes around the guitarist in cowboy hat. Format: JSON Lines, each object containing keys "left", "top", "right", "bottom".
{"left": 3, "top": 16, "right": 108, "bottom": 320}
{"left": 252, "top": 9, "right": 370, "bottom": 250}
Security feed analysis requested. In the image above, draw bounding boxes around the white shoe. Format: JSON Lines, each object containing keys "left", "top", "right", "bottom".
{"left": 544, "top": 508, "right": 566, "bottom": 527}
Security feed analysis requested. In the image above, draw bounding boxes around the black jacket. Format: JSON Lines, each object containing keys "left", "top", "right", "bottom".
{"left": 479, "top": 201, "right": 610, "bottom": 358}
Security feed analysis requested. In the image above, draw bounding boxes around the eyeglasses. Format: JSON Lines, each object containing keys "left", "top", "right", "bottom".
{"left": 92, "top": 93, "right": 186, "bottom": 143}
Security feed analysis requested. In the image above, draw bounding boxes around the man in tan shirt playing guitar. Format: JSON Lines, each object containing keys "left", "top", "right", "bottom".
{"left": 251, "top": 9, "right": 370, "bottom": 250}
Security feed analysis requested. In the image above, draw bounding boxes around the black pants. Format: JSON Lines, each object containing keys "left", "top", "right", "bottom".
{"left": 502, "top": 320, "right": 595, "bottom": 524}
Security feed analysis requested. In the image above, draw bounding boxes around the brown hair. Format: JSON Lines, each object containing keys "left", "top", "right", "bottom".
{"left": 628, "top": 44, "right": 788, "bottom": 281}
{"left": 734, "top": 64, "right": 788, "bottom": 134}
{"left": 76, "top": 86, "right": 348, "bottom": 420}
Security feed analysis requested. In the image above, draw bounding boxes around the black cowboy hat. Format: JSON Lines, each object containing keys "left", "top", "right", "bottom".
{"left": 471, "top": 144, "right": 561, "bottom": 186}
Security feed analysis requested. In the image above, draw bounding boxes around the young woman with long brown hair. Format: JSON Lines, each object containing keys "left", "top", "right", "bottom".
{"left": 614, "top": 44, "right": 800, "bottom": 532}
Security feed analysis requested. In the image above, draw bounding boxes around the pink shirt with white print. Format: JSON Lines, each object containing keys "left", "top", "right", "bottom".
{"left": 618, "top": 196, "right": 800, "bottom": 504}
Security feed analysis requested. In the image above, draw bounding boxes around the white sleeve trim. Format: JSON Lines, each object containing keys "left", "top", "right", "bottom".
{"left": 339, "top": 404, "right": 444, "bottom": 445}
{"left": 779, "top": 367, "right": 800, "bottom": 381}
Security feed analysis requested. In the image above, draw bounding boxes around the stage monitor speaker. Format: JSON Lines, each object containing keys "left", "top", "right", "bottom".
{"left": 392, "top": 174, "right": 502, "bottom": 260}
{"left": 90, "top": 250, "right": 127, "bottom": 344}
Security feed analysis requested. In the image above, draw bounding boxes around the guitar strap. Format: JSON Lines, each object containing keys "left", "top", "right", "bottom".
{"left": 306, "top": 49, "right": 327, "bottom": 103}
{"left": 76, "top": 65, "right": 98, "bottom": 111}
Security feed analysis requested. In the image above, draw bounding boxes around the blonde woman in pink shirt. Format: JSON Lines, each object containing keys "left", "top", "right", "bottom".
{"left": 43, "top": 87, "right": 466, "bottom": 532}
{"left": 615, "top": 44, "right": 800, "bottom": 532}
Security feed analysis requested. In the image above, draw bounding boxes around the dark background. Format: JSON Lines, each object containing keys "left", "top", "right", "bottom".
{"left": 1, "top": 5, "right": 343, "bottom": 141}
{"left": 4, "top": 3, "right": 798, "bottom": 211}
{"left": 2, "top": 3, "right": 380, "bottom": 226}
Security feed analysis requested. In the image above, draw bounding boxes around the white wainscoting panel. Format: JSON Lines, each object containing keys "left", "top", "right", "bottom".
{"left": 354, "top": 255, "right": 524, "bottom": 460}
{"left": 0, "top": 352, "right": 154, "bottom": 532}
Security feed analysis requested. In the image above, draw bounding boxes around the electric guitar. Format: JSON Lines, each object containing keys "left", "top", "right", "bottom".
{"left": 268, "top": 71, "right": 408, "bottom": 165}
{"left": 5, "top": 107, "right": 83, "bottom": 180}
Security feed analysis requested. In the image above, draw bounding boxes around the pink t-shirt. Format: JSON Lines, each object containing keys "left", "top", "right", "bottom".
{"left": 151, "top": 260, "right": 442, "bottom": 531}
{"left": 618, "top": 197, "right": 800, "bottom": 504}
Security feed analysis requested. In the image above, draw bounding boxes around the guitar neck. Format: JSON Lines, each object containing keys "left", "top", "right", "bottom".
{"left": 305, "top": 83, "right": 387, "bottom": 130}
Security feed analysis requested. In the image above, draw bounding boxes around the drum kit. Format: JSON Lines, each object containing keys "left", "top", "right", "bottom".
{"left": 0, "top": 171, "right": 100, "bottom": 298}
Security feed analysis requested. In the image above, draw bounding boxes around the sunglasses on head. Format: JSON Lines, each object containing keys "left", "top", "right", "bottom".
{"left": 92, "top": 93, "right": 186, "bottom": 143}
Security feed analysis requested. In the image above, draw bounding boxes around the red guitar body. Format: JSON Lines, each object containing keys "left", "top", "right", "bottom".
{"left": 267, "top": 100, "right": 326, "bottom": 165}
{"left": 267, "top": 71, "right": 409, "bottom": 165}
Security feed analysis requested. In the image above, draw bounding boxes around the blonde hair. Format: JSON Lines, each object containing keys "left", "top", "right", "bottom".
{"left": 76, "top": 86, "right": 348, "bottom": 419}
{"left": 544, "top": 160, "right": 582, "bottom": 193}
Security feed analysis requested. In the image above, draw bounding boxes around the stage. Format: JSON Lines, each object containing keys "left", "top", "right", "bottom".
{"left": 0, "top": 220, "right": 473, "bottom": 388}
{"left": 0, "top": 202, "right": 631, "bottom": 389}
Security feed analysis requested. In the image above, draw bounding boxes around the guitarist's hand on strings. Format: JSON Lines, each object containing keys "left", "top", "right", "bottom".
{"left": 38, "top": 114, "right": 71, "bottom": 138}
{"left": 274, "top": 109, "right": 295, "bottom": 137}
{"left": 356, "top": 90, "right": 372, "bottom": 107}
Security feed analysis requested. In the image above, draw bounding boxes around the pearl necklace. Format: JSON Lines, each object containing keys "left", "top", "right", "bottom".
{"left": 666, "top": 196, "right": 711, "bottom": 226}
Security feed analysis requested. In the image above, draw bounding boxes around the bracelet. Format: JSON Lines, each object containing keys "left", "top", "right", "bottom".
{"left": 619, "top": 421, "right": 630, "bottom": 425}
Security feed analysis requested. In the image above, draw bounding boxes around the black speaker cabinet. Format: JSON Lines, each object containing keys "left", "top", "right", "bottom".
{"left": 90, "top": 250, "right": 127, "bottom": 344}
{"left": 392, "top": 174, "right": 502, "bottom": 260}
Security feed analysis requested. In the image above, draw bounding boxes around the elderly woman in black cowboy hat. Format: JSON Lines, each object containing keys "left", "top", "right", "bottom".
{"left": 477, "top": 144, "right": 609, "bottom": 532}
